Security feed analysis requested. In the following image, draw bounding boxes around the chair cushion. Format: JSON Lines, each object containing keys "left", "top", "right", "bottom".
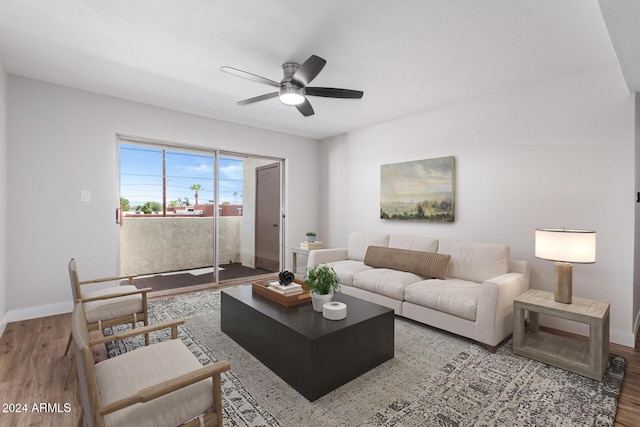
{"left": 95, "top": 339, "right": 213, "bottom": 427}
{"left": 347, "top": 231, "right": 390, "bottom": 261}
{"left": 325, "top": 260, "right": 374, "bottom": 286}
{"left": 364, "top": 246, "right": 451, "bottom": 280}
{"left": 404, "top": 279, "right": 482, "bottom": 321}
{"left": 352, "top": 268, "right": 423, "bottom": 300}
{"left": 82, "top": 285, "right": 143, "bottom": 324}
{"left": 437, "top": 240, "right": 509, "bottom": 283}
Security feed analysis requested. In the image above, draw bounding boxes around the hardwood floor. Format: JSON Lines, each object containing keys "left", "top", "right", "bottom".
{"left": 0, "top": 312, "right": 638, "bottom": 426}
{"left": 0, "top": 315, "right": 77, "bottom": 427}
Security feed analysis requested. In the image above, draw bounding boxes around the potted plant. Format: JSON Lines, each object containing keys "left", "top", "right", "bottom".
{"left": 305, "top": 231, "right": 317, "bottom": 242}
{"left": 303, "top": 265, "right": 340, "bottom": 312}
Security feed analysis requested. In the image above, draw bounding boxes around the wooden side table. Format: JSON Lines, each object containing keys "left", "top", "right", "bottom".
{"left": 513, "top": 289, "right": 609, "bottom": 381}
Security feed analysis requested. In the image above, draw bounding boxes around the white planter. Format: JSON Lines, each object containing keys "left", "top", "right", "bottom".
{"left": 306, "top": 235, "right": 316, "bottom": 242}
{"left": 311, "top": 291, "right": 333, "bottom": 312}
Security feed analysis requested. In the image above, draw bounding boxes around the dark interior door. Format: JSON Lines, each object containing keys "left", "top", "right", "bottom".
{"left": 255, "top": 163, "right": 281, "bottom": 271}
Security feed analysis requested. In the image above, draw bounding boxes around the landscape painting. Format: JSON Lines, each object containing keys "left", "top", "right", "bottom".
{"left": 380, "top": 156, "right": 454, "bottom": 222}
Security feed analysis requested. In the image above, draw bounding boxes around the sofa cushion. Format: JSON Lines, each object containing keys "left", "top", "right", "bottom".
{"left": 325, "top": 260, "right": 374, "bottom": 286}
{"left": 364, "top": 246, "right": 451, "bottom": 280}
{"left": 388, "top": 234, "right": 438, "bottom": 252}
{"left": 347, "top": 231, "right": 390, "bottom": 261}
{"left": 352, "top": 268, "right": 423, "bottom": 300}
{"left": 404, "top": 279, "right": 482, "bottom": 321}
{"left": 437, "top": 239, "right": 509, "bottom": 283}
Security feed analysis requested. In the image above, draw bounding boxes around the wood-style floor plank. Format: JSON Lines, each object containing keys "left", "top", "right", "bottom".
{"left": 0, "top": 312, "right": 638, "bottom": 426}
{"left": 0, "top": 315, "right": 77, "bottom": 426}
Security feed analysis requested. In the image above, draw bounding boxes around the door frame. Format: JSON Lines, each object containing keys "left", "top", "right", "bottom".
{"left": 254, "top": 162, "right": 282, "bottom": 272}
{"left": 116, "top": 133, "right": 286, "bottom": 285}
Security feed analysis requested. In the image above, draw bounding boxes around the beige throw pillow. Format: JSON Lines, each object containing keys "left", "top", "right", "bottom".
{"left": 364, "top": 246, "right": 451, "bottom": 279}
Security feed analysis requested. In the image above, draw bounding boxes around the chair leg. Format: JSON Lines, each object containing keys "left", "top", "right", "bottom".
{"left": 144, "top": 317, "right": 149, "bottom": 346}
{"left": 64, "top": 333, "right": 73, "bottom": 356}
{"left": 64, "top": 355, "right": 76, "bottom": 391}
{"left": 483, "top": 344, "right": 497, "bottom": 354}
{"left": 213, "top": 374, "right": 223, "bottom": 427}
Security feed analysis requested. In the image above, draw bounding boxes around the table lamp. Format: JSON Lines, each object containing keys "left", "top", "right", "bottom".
{"left": 535, "top": 228, "right": 596, "bottom": 303}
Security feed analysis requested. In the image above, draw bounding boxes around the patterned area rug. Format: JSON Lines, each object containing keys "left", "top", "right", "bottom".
{"left": 105, "top": 290, "right": 625, "bottom": 427}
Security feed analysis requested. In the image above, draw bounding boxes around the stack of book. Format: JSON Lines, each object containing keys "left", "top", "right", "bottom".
{"left": 267, "top": 281, "right": 303, "bottom": 295}
{"left": 300, "top": 241, "right": 324, "bottom": 250}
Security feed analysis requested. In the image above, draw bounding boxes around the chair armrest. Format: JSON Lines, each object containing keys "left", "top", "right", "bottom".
{"left": 88, "top": 319, "right": 185, "bottom": 346}
{"left": 80, "top": 287, "right": 152, "bottom": 303}
{"left": 79, "top": 274, "right": 138, "bottom": 286}
{"left": 307, "top": 248, "right": 348, "bottom": 268}
{"left": 100, "top": 360, "right": 231, "bottom": 416}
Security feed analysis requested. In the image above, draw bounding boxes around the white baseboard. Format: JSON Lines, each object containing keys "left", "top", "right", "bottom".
{"left": 610, "top": 327, "right": 636, "bottom": 348}
{"left": 1, "top": 302, "right": 74, "bottom": 338}
{"left": 633, "top": 310, "right": 640, "bottom": 345}
{"left": 5, "top": 301, "right": 74, "bottom": 324}
{"left": 0, "top": 315, "right": 7, "bottom": 339}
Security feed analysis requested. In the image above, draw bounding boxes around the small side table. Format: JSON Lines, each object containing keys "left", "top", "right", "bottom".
{"left": 291, "top": 248, "right": 310, "bottom": 275}
{"left": 513, "top": 289, "right": 609, "bottom": 381}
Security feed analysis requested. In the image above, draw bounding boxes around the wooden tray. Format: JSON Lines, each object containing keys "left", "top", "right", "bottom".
{"left": 251, "top": 278, "right": 311, "bottom": 307}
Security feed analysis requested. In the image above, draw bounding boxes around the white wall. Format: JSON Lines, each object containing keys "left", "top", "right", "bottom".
{"left": 320, "top": 64, "right": 636, "bottom": 346}
{"left": 0, "top": 63, "right": 7, "bottom": 335}
{"left": 6, "top": 76, "right": 319, "bottom": 318}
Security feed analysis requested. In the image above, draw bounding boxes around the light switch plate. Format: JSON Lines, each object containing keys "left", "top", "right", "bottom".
{"left": 81, "top": 190, "right": 91, "bottom": 202}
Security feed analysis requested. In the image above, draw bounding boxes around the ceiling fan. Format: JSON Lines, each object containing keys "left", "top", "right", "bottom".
{"left": 221, "top": 55, "right": 363, "bottom": 117}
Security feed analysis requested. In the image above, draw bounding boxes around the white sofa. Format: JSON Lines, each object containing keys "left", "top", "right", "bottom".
{"left": 307, "top": 231, "right": 530, "bottom": 351}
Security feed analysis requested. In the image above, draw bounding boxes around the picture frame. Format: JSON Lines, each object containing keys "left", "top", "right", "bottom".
{"left": 380, "top": 156, "right": 454, "bottom": 222}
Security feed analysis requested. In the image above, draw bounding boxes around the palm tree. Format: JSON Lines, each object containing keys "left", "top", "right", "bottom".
{"left": 190, "top": 184, "right": 203, "bottom": 206}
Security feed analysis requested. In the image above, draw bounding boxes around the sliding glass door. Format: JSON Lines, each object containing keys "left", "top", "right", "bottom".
{"left": 117, "top": 136, "right": 283, "bottom": 292}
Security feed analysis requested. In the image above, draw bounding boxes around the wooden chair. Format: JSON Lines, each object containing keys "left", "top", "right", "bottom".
{"left": 64, "top": 258, "right": 152, "bottom": 390}
{"left": 71, "top": 301, "right": 230, "bottom": 427}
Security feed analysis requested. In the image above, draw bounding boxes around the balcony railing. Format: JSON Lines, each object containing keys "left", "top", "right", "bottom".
{"left": 120, "top": 216, "right": 241, "bottom": 276}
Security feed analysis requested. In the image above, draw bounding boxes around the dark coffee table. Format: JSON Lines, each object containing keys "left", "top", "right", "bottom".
{"left": 221, "top": 285, "right": 394, "bottom": 401}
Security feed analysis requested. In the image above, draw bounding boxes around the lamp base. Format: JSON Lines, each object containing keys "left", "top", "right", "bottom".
{"left": 554, "top": 262, "right": 572, "bottom": 303}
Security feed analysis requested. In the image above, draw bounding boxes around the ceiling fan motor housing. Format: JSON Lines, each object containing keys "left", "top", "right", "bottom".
{"left": 279, "top": 62, "right": 305, "bottom": 105}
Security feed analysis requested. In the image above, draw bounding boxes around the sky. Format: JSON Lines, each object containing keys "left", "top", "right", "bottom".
{"left": 380, "top": 156, "right": 454, "bottom": 203}
{"left": 120, "top": 144, "right": 244, "bottom": 208}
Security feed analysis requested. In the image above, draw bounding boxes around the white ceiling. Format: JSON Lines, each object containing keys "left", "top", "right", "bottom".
{"left": 0, "top": 1, "right": 636, "bottom": 140}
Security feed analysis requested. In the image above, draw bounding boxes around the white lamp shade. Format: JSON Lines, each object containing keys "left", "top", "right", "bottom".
{"left": 535, "top": 228, "right": 596, "bottom": 263}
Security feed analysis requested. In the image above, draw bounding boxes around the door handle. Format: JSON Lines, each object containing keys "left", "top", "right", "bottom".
{"left": 273, "top": 224, "right": 278, "bottom": 227}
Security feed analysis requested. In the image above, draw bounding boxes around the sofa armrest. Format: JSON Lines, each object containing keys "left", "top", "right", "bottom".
{"left": 307, "top": 248, "right": 348, "bottom": 268}
{"left": 509, "top": 258, "right": 530, "bottom": 278}
{"left": 475, "top": 270, "right": 530, "bottom": 346}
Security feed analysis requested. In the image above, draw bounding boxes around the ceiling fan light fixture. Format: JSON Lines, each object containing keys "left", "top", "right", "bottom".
{"left": 223, "top": 54, "right": 363, "bottom": 116}
{"left": 279, "top": 86, "right": 305, "bottom": 106}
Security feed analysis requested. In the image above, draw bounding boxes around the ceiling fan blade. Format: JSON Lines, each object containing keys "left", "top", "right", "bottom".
{"left": 291, "top": 55, "right": 326, "bottom": 87}
{"left": 237, "top": 92, "right": 279, "bottom": 105}
{"left": 220, "top": 66, "right": 280, "bottom": 88}
{"left": 296, "top": 98, "right": 314, "bottom": 116}
{"left": 306, "top": 87, "right": 364, "bottom": 99}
